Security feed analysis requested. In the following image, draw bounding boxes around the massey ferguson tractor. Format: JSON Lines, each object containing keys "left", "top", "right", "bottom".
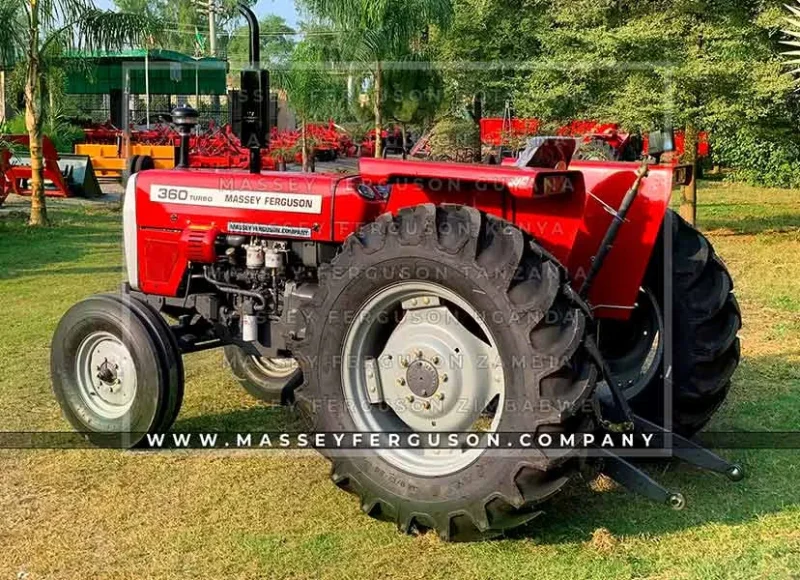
{"left": 49, "top": 15, "right": 743, "bottom": 541}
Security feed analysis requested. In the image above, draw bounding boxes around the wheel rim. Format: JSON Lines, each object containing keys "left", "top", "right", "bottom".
{"left": 75, "top": 331, "right": 137, "bottom": 419}
{"left": 251, "top": 356, "right": 299, "bottom": 379}
{"left": 598, "top": 288, "right": 663, "bottom": 400}
{"left": 341, "top": 281, "right": 505, "bottom": 477}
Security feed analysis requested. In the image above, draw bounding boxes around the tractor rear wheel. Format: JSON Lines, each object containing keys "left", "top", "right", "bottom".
{"left": 292, "top": 204, "right": 596, "bottom": 540}
{"left": 598, "top": 210, "right": 741, "bottom": 435}
{"left": 223, "top": 345, "right": 301, "bottom": 404}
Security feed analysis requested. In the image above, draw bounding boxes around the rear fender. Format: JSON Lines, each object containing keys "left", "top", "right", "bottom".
{"left": 361, "top": 158, "right": 587, "bottom": 266}
{"left": 568, "top": 160, "right": 674, "bottom": 319}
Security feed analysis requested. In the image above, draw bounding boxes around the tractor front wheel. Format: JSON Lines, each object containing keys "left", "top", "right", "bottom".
{"left": 50, "top": 294, "right": 184, "bottom": 447}
{"left": 598, "top": 210, "right": 741, "bottom": 435}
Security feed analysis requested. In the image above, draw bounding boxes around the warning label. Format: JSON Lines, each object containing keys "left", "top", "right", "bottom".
{"left": 228, "top": 222, "right": 313, "bottom": 238}
{"left": 149, "top": 184, "right": 323, "bottom": 214}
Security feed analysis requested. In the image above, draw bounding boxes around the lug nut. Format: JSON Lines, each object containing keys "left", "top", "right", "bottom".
{"left": 435, "top": 392, "right": 444, "bottom": 401}
{"left": 406, "top": 395, "right": 414, "bottom": 403}
{"left": 422, "top": 297, "right": 430, "bottom": 305}
{"left": 441, "top": 374, "right": 448, "bottom": 383}
{"left": 423, "top": 402, "right": 431, "bottom": 410}
{"left": 415, "top": 349, "right": 424, "bottom": 359}
{"left": 396, "top": 377, "right": 406, "bottom": 386}
{"left": 432, "top": 356, "right": 440, "bottom": 365}
{"left": 400, "top": 358, "right": 409, "bottom": 368}
{"left": 410, "top": 298, "right": 418, "bottom": 306}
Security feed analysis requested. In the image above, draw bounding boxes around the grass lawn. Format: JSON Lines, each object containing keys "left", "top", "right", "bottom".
{"left": 1, "top": 182, "right": 799, "bottom": 579}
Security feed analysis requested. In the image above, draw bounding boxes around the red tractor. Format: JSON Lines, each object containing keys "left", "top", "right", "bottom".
{"left": 50, "top": 24, "right": 742, "bottom": 537}
{"left": 50, "top": 123, "right": 742, "bottom": 539}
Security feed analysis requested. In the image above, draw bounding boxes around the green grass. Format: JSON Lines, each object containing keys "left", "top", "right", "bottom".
{"left": 1, "top": 183, "right": 799, "bottom": 580}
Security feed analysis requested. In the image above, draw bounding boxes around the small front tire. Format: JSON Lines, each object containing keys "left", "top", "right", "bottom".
{"left": 51, "top": 295, "right": 182, "bottom": 447}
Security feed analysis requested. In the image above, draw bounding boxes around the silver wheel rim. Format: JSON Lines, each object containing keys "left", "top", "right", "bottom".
{"left": 251, "top": 356, "right": 299, "bottom": 379}
{"left": 342, "top": 281, "right": 505, "bottom": 477}
{"left": 75, "top": 331, "right": 137, "bottom": 420}
{"left": 598, "top": 287, "right": 663, "bottom": 400}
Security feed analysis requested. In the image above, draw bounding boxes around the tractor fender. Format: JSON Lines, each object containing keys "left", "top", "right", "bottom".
{"left": 567, "top": 160, "right": 675, "bottom": 320}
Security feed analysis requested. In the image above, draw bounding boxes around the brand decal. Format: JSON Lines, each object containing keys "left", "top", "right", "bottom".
{"left": 227, "top": 222, "right": 313, "bottom": 238}
{"left": 149, "top": 184, "right": 323, "bottom": 214}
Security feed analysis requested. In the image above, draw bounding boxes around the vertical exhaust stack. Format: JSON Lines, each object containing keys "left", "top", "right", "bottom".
{"left": 237, "top": 2, "right": 270, "bottom": 174}
{"left": 172, "top": 104, "right": 199, "bottom": 168}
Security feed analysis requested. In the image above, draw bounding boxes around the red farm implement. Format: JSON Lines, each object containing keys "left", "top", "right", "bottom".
{"left": 474, "top": 117, "right": 710, "bottom": 164}
{"left": 0, "top": 135, "right": 101, "bottom": 204}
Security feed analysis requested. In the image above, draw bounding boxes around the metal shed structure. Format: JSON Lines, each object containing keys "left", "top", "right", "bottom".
{"left": 63, "top": 49, "right": 228, "bottom": 127}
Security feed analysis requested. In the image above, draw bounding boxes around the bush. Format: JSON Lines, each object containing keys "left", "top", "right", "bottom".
{"left": 712, "top": 127, "right": 800, "bottom": 189}
{"left": 1, "top": 115, "right": 85, "bottom": 154}
{"left": 428, "top": 117, "right": 479, "bottom": 162}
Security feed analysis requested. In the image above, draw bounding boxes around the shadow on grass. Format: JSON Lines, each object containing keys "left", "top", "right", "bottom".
{"left": 515, "top": 446, "right": 797, "bottom": 545}
{"left": 172, "top": 404, "right": 304, "bottom": 432}
{"left": 159, "top": 351, "right": 800, "bottom": 545}
{"left": 701, "top": 211, "right": 800, "bottom": 236}
{"left": 0, "top": 206, "right": 121, "bottom": 280}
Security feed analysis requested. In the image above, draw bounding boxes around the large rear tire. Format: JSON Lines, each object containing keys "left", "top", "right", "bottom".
{"left": 599, "top": 210, "right": 741, "bottom": 435}
{"left": 292, "top": 204, "right": 596, "bottom": 540}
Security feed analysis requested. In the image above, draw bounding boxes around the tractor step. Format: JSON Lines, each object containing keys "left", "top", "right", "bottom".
{"left": 596, "top": 414, "right": 743, "bottom": 509}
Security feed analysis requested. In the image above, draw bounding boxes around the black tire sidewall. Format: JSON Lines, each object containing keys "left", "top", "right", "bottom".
{"left": 224, "top": 345, "right": 301, "bottom": 404}
{"left": 51, "top": 298, "right": 164, "bottom": 441}
{"left": 102, "top": 294, "right": 184, "bottom": 431}
{"left": 135, "top": 155, "right": 155, "bottom": 173}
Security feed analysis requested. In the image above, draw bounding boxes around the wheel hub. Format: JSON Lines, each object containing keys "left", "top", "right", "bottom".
{"left": 405, "top": 358, "right": 439, "bottom": 397}
{"left": 75, "top": 331, "right": 137, "bottom": 419}
{"left": 341, "top": 282, "right": 506, "bottom": 476}
{"left": 374, "top": 303, "right": 502, "bottom": 433}
{"left": 96, "top": 359, "right": 118, "bottom": 385}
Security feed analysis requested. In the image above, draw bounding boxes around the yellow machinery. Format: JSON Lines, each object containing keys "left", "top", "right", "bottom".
{"left": 74, "top": 143, "right": 175, "bottom": 177}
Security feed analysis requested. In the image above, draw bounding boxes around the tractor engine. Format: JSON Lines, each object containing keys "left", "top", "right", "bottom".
{"left": 207, "top": 237, "right": 289, "bottom": 342}
{"left": 194, "top": 234, "right": 324, "bottom": 352}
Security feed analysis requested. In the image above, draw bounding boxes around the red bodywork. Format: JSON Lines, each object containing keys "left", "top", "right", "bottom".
{"left": 131, "top": 157, "right": 673, "bottom": 320}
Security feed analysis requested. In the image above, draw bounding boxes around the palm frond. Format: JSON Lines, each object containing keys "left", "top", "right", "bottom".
{"left": 0, "top": 0, "right": 26, "bottom": 69}
{"left": 69, "top": 9, "right": 162, "bottom": 53}
{"left": 784, "top": 1, "right": 800, "bottom": 84}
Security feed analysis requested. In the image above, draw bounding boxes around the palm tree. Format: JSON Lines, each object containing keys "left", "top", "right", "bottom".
{"left": 0, "top": 0, "right": 158, "bottom": 225}
{"left": 301, "top": 0, "right": 452, "bottom": 157}
{"left": 277, "top": 40, "right": 329, "bottom": 172}
{"left": 785, "top": 1, "right": 800, "bottom": 87}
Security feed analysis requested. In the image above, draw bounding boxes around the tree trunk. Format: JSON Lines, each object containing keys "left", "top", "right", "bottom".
{"left": 679, "top": 123, "right": 699, "bottom": 226}
{"left": 400, "top": 123, "right": 407, "bottom": 159}
{"left": 26, "top": 4, "right": 47, "bottom": 227}
{"left": 301, "top": 119, "right": 309, "bottom": 172}
{"left": 373, "top": 61, "right": 383, "bottom": 159}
